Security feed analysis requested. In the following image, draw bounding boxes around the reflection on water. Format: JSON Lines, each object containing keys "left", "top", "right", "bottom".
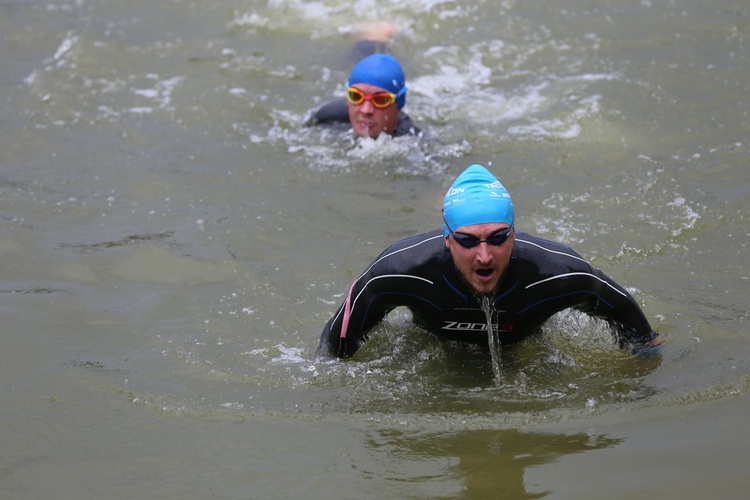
{"left": 367, "top": 428, "right": 624, "bottom": 499}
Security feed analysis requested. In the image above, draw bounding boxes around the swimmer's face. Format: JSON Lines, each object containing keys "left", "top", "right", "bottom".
{"left": 445, "top": 222, "right": 515, "bottom": 296}
{"left": 347, "top": 83, "right": 400, "bottom": 138}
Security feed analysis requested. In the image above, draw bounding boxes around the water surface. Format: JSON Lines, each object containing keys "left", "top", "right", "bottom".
{"left": 2, "top": 0, "right": 749, "bottom": 498}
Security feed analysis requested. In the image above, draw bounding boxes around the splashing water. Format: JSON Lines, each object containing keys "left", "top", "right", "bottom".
{"left": 481, "top": 296, "right": 503, "bottom": 384}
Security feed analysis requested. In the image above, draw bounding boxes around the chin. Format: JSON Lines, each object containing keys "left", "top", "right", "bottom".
{"left": 470, "top": 282, "right": 498, "bottom": 297}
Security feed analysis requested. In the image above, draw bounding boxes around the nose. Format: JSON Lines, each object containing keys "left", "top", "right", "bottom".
{"left": 474, "top": 242, "right": 493, "bottom": 264}
{"left": 359, "top": 99, "right": 375, "bottom": 113}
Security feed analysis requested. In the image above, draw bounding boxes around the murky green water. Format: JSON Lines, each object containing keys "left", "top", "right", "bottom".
{"left": 2, "top": 0, "right": 749, "bottom": 498}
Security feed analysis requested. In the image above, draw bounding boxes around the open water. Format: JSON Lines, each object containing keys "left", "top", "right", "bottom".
{"left": 1, "top": 0, "right": 749, "bottom": 498}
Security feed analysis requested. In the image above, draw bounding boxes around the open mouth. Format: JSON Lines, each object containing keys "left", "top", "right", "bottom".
{"left": 356, "top": 121, "right": 374, "bottom": 132}
{"left": 476, "top": 268, "right": 493, "bottom": 278}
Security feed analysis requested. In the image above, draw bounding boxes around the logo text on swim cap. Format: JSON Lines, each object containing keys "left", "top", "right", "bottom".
{"left": 485, "top": 181, "right": 505, "bottom": 189}
{"left": 444, "top": 197, "right": 466, "bottom": 208}
{"left": 488, "top": 191, "right": 511, "bottom": 198}
{"left": 446, "top": 187, "right": 465, "bottom": 197}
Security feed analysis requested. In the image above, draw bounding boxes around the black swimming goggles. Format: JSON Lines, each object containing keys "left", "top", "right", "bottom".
{"left": 443, "top": 216, "right": 514, "bottom": 249}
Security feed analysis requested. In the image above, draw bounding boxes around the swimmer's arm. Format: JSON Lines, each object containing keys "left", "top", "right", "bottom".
{"left": 576, "top": 264, "right": 661, "bottom": 352}
{"left": 306, "top": 100, "right": 348, "bottom": 126}
{"left": 317, "top": 277, "right": 392, "bottom": 358}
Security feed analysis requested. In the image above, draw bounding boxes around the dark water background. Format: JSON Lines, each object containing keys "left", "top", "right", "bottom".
{"left": 2, "top": 0, "right": 749, "bottom": 498}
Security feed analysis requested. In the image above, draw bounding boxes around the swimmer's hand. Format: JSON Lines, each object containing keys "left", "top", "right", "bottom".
{"left": 632, "top": 337, "right": 664, "bottom": 356}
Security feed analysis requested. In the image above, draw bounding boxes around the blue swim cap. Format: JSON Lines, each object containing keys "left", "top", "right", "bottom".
{"left": 347, "top": 54, "right": 407, "bottom": 109}
{"left": 443, "top": 164, "right": 515, "bottom": 237}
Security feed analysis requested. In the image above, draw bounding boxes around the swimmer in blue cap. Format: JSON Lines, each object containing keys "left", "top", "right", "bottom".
{"left": 318, "top": 163, "right": 662, "bottom": 359}
{"left": 345, "top": 53, "right": 408, "bottom": 138}
{"left": 307, "top": 24, "right": 421, "bottom": 138}
{"left": 442, "top": 164, "right": 516, "bottom": 295}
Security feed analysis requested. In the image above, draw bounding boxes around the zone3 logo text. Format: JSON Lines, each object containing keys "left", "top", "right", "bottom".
{"left": 442, "top": 321, "right": 514, "bottom": 332}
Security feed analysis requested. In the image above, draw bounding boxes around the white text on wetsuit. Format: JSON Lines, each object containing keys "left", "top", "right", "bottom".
{"left": 442, "top": 321, "right": 514, "bottom": 332}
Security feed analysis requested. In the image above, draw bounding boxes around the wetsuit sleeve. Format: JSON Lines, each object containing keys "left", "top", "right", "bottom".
{"left": 318, "top": 271, "right": 395, "bottom": 358}
{"left": 306, "top": 99, "right": 349, "bottom": 126}
{"left": 574, "top": 264, "right": 659, "bottom": 349}
{"left": 318, "top": 231, "right": 445, "bottom": 358}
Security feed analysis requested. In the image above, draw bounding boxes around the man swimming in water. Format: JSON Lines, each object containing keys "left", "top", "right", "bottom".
{"left": 318, "top": 164, "right": 661, "bottom": 358}
{"left": 307, "top": 23, "right": 420, "bottom": 138}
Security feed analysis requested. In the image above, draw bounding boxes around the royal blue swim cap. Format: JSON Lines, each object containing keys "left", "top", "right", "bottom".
{"left": 443, "top": 164, "right": 515, "bottom": 237}
{"left": 347, "top": 54, "right": 407, "bottom": 109}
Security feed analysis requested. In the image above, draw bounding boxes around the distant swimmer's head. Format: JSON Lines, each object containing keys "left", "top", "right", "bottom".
{"left": 347, "top": 53, "right": 407, "bottom": 110}
{"left": 442, "top": 164, "right": 515, "bottom": 238}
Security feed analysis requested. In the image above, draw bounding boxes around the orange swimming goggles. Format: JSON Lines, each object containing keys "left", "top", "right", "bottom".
{"left": 346, "top": 87, "right": 404, "bottom": 109}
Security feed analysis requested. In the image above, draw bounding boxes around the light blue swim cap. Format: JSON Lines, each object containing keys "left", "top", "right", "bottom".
{"left": 347, "top": 54, "right": 407, "bottom": 109}
{"left": 443, "top": 164, "right": 515, "bottom": 237}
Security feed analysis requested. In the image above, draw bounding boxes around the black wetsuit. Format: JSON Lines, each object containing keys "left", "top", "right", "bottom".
{"left": 306, "top": 99, "right": 421, "bottom": 137}
{"left": 318, "top": 229, "right": 658, "bottom": 358}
